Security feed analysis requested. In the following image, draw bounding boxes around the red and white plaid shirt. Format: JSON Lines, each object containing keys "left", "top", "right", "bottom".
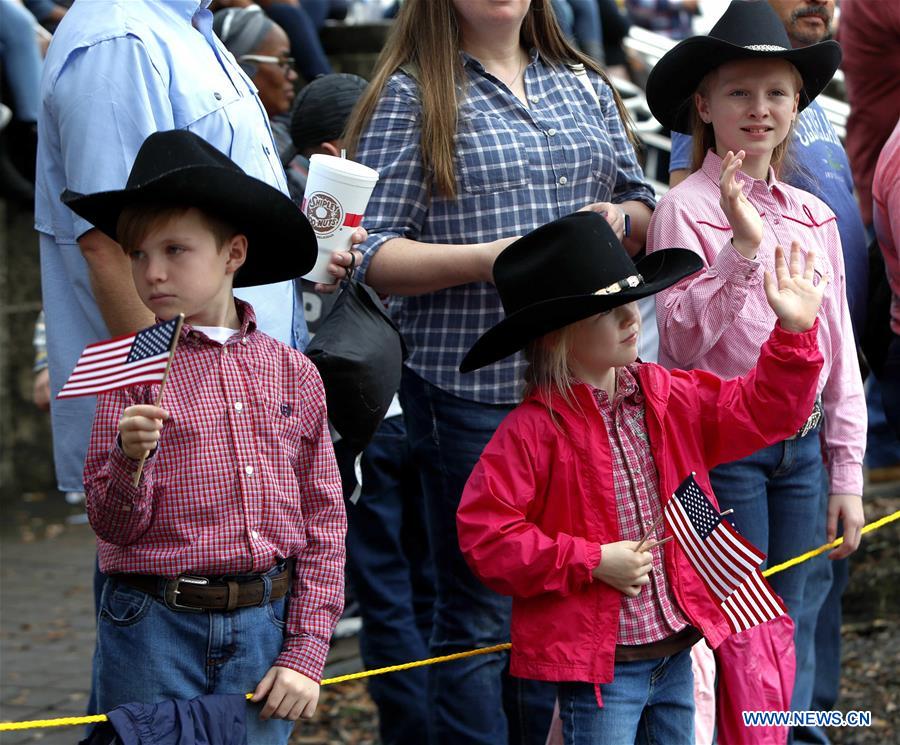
{"left": 84, "top": 301, "right": 345, "bottom": 681}
{"left": 589, "top": 365, "right": 689, "bottom": 645}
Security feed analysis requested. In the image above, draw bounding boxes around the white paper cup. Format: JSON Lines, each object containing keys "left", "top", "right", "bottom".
{"left": 301, "top": 154, "right": 379, "bottom": 284}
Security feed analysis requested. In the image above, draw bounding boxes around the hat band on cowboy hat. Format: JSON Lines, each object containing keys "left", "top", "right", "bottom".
{"left": 61, "top": 130, "right": 317, "bottom": 289}
{"left": 459, "top": 212, "right": 703, "bottom": 373}
{"left": 645, "top": 0, "right": 841, "bottom": 135}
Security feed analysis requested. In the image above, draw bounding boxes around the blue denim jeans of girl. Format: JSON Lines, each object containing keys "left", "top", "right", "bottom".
{"left": 557, "top": 649, "right": 695, "bottom": 745}
{"left": 93, "top": 565, "right": 294, "bottom": 745}
{"left": 709, "top": 425, "right": 828, "bottom": 721}
{"left": 400, "top": 368, "right": 556, "bottom": 745}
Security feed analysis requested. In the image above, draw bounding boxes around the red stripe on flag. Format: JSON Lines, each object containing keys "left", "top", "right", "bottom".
{"left": 63, "top": 356, "right": 169, "bottom": 389}
{"left": 668, "top": 499, "right": 745, "bottom": 595}
{"left": 665, "top": 500, "right": 732, "bottom": 599}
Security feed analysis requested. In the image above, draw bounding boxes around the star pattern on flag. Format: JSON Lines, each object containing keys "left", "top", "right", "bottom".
{"left": 127, "top": 318, "right": 180, "bottom": 363}
{"left": 676, "top": 477, "right": 721, "bottom": 540}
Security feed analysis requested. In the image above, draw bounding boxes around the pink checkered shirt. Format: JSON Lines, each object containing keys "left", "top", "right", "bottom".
{"left": 649, "top": 150, "right": 866, "bottom": 497}
{"left": 588, "top": 365, "right": 689, "bottom": 645}
{"left": 84, "top": 301, "right": 346, "bottom": 681}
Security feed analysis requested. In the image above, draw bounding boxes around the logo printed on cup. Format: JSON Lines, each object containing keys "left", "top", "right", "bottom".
{"left": 305, "top": 191, "right": 343, "bottom": 239}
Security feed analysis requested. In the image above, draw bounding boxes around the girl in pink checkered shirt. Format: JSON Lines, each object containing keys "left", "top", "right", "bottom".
{"left": 644, "top": 3, "right": 865, "bottom": 735}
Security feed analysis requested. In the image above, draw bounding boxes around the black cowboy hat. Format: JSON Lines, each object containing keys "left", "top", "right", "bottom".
{"left": 62, "top": 130, "right": 317, "bottom": 288}
{"left": 646, "top": 0, "right": 842, "bottom": 135}
{"left": 459, "top": 212, "right": 703, "bottom": 373}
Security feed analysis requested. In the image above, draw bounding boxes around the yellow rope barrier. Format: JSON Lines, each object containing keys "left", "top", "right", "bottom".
{"left": 2, "top": 510, "right": 897, "bottom": 733}
{"left": 763, "top": 509, "right": 900, "bottom": 578}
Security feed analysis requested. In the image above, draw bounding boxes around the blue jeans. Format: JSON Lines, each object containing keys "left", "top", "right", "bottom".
{"left": 709, "top": 427, "right": 828, "bottom": 719}
{"left": 345, "top": 414, "right": 436, "bottom": 745}
{"left": 878, "top": 333, "right": 900, "bottom": 440}
{"left": 94, "top": 565, "right": 294, "bottom": 745}
{"left": 865, "top": 373, "right": 900, "bottom": 467}
{"left": 400, "top": 368, "right": 556, "bottom": 745}
{"left": 557, "top": 649, "right": 695, "bottom": 745}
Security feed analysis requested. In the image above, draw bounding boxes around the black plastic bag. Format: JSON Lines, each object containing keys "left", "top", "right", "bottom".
{"left": 305, "top": 275, "right": 406, "bottom": 453}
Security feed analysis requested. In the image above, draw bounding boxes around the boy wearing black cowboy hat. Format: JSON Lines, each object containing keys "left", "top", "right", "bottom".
{"left": 456, "top": 210, "right": 827, "bottom": 744}
{"left": 65, "top": 130, "right": 346, "bottom": 745}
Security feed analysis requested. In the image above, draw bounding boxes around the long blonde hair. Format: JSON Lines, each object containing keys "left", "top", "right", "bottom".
{"left": 689, "top": 64, "right": 802, "bottom": 176}
{"left": 343, "top": 0, "right": 637, "bottom": 200}
{"left": 523, "top": 323, "right": 581, "bottom": 401}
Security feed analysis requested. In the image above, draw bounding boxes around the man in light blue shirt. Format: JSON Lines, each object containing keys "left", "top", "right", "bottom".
{"left": 35, "top": 0, "right": 309, "bottom": 494}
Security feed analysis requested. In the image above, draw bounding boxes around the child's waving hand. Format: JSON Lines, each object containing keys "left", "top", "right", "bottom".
{"left": 719, "top": 150, "right": 763, "bottom": 258}
{"left": 763, "top": 242, "right": 827, "bottom": 333}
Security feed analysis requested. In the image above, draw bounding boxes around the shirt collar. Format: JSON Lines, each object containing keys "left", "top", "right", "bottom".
{"left": 578, "top": 364, "right": 643, "bottom": 407}
{"left": 699, "top": 148, "right": 784, "bottom": 197}
{"left": 172, "top": 298, "right": 258, "bottom": 347}
{"left": 460, "top": 47, "right": 539, "bottom": 73}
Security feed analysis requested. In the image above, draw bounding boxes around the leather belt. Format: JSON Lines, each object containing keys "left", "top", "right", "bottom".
{"left": 615, "top": 626, "right": 701, "bottom": 662}
{"left": 787, "top": 398, "right": 823, "bottom": 440}
{"left": 113, "top": 567, "right": 290, "bottom": 613}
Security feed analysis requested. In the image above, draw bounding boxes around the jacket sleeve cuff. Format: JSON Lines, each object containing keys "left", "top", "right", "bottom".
{"left": 770, "top": 318, "right": 820, "bottom": 347}
{"left": 275, "top": 636, "right": 331, "bottom": 682}
{"left": 585, "top": 542, "right": 602, "bottom": 583}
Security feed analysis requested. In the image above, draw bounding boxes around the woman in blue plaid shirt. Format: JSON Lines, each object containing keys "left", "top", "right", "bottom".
{"left": 339, "top": 2, "right": 656, "bottom": 742}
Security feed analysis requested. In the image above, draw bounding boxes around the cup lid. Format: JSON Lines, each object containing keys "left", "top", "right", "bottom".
{"left": 309, "top": 154, "right": 379, "bottom": 182}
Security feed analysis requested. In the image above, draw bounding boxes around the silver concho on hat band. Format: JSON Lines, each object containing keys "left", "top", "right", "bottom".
{"left": 594, "top": 274, "right": 644, "bottom": 296}
{"left": 743, "top": 44, "right": 789, "bottom": 52}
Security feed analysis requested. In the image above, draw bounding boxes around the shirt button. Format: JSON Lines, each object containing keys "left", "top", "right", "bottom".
{"left": 530, "top": 95, "right": 539, "bottom": 104}
{"left": 222, "top": 347, "right": 228, "bottom": 356}
{"left": 250, "top": 530, "right": 260, "bottom": 540}
{"left": 263, "top": 145, "right": 271, "bottom": 155}
{"left": 558, "top": 176, "right": 568, "bottom": 185}
{"left": 773, "top": 218, "right": 780, "bottom": 224}
{"left": 214, "top": 92, "right": 222, "bottom": 101}
{"left": 234, "top": 401, "right": 243, "bottom": 413}
{"left": 245, "top": 465, "right": 254, "bottom": 476}
{"left": 240, "top": 337, "right": 247, "bottom": 345}
{"left": 547, "top": 128, "right": 557, "bottom": 136}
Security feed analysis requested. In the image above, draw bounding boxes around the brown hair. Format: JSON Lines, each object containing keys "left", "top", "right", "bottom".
{"left": 343, "top": 0, "right": 638, "bottom": 200}
{"left": 116, "top": 204, "right": 238, "bottom": 254}
{"left": 689, "top": 63, "right": 802, "bottom": 176}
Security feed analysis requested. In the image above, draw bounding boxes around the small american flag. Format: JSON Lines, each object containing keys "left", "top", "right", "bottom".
{"left": 664, "top": 474, "right": 786, "bottom": 633}
{"left": 57, "top": 317, "right": 181, "bottom": 399}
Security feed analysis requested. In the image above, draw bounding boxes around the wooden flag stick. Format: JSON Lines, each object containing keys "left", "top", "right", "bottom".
{"left": 132, "top": 314, "right": 184, "bottom": 487}
{"left": 635, "top": 511, "right": 667, "bottom": 553}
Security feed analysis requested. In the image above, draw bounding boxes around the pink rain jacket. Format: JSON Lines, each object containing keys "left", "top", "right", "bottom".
{"left": 457, "top": 322, "right": 822, "bottom": 688}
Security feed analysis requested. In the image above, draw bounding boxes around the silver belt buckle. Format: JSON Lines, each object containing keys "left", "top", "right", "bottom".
{"left": 165, "top": 575, "right": 209, "bottom": 612}
{"left": 795, "top": 401, "right": 823, "bottom": 439}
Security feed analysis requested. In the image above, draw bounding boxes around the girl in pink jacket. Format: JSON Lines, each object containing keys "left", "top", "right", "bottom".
{"left": 456, "top": 209, "right": 825, "bottom": 744}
